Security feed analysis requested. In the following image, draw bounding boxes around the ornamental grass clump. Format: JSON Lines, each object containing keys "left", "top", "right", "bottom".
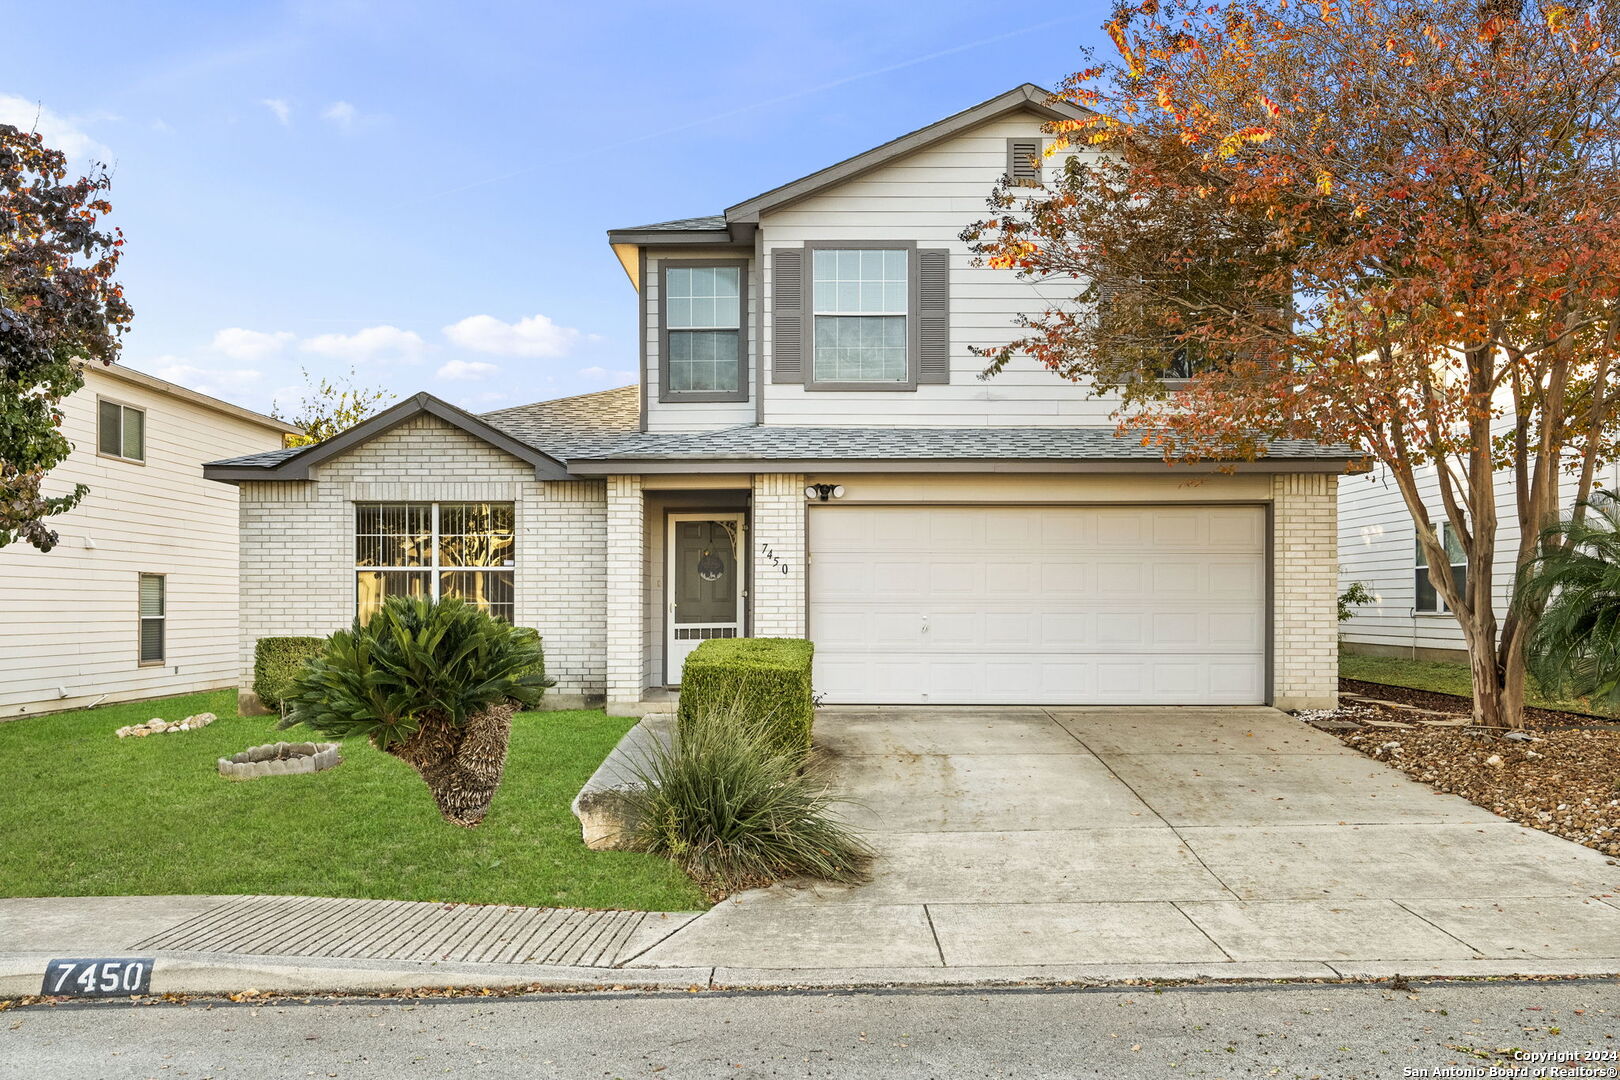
{"left": 1519, "top": 498, "right": 1620, "bottom": 711}
{"left": 279, "top": 596, "right": 553, "bottom": 826}
{"left": 620, "top": 701, "right": 871, "bottom": 897}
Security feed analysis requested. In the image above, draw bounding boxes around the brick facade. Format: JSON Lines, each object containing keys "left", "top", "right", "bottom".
{"left": 749, "top": 473, "right": 807, "bottom": 638}
{"left": 236, "top": 421, "right": 1338, "bottom": 714}
{"left": 1271, "top": 472, "right": 1340, "bottom": 710}
{"left": 236, "top": 415, "right": 607, "bottom": 713}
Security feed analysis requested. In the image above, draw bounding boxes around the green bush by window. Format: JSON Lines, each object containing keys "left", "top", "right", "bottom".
{"left": 253, "top": 637, "right": 326, "bottom": 709}
{"left": 510, "top": 627, "right": 551, "bottom": 706}
{"left": 677, "top": 637, "right": 814, "bottom": 764}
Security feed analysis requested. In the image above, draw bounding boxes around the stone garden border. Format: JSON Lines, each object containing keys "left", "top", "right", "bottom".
{"left": 219, "top": 742, "right": 341, "bottom": 780}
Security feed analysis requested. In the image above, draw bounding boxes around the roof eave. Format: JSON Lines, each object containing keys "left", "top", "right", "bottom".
{"left": 203, "top": 392, "right": 576, "bottom": 484}
{"left": 563, "top": 456, "right": 1356, "bottom": 477}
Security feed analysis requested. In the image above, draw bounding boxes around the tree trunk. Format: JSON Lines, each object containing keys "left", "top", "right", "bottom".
{"left": 382, "top": 704, "right": 517, "bottom": 826}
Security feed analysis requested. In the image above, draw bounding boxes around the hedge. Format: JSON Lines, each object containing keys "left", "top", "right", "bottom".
{"left": 677, "top": 637, "right": 815, "bottom": 764}
{"left": 510, "top": 627, "right": 554, "bottom": 705}
{"left": 253, "top": 637, "right": 326, "bottom": 709}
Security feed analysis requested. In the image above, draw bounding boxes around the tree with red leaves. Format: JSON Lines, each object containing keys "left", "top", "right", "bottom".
{"left": 1, "top": 121, "right": 132, "bottom": 552}
{"left": 968, "top": 0, "right": 1620, "bottom": 728}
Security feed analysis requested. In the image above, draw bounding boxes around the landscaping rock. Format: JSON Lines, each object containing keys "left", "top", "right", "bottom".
{"left": 117, "top": 712, "right": 216, "bottom": 739}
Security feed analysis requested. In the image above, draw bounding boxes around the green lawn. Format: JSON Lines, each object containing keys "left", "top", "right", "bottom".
{"left": 1339, "top": 652, "right": 1617, "bottom": 718}
{"left": 0, "top": 690, "right": 707, "bottom": 910}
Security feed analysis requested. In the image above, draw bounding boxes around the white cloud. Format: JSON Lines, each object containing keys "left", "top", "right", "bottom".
{"left": 437, "top": 359, "right": 499, "bottom": 381}
{"left": 577, "top": 365, "right": 636, "bottom": 385}
{"left": 0, "top": 94, "right": 112, "bottom": 162}
{"left": 211, "top": 327, "right": 294, "bottom": 362}
{"left": 148, "top": 358, "right": 263, "bottom": 400}
{"left": 262, "top": 98, "right": 291, "bottom": 126}
{"left": 443, "top": 313, "right": 585, "bottom": 358}
{"left": 301, "top": 324, "right": 428, "bottom": 363}
{"left": 322, "top": 101, "right": 357, "bottom": 130}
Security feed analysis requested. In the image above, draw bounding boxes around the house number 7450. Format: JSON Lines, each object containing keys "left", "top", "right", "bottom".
{"left": 759, "top": 542, "right": 791, "bottom": 575}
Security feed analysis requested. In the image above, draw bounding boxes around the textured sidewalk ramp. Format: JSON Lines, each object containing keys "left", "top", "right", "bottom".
{"left": 132, "top": 896, "right": 695, "bottom": 968}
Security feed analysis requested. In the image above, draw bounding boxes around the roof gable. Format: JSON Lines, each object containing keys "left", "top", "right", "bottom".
{"left": 203, "top": 392, "right": 573, "bottom": 482}
{"left": 725, "top": 84, "right": 1090, "bottom": 223}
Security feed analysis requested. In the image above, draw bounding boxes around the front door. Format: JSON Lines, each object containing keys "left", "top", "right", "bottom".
{"left": 666, "top": 513, "right": 746, "bottom": 684}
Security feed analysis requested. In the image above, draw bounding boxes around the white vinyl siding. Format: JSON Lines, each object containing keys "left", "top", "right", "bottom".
{"left": 0, "top": 366, "right": 289, "bottom": 716}
{"left": 757, "top": 111, "right": 1113, "bottom": 426}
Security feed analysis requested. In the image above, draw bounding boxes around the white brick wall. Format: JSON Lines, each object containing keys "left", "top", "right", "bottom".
{"left": 1272, "top": 472, "right": 1340, "bottom": 710}
{"left": 237, "top": 415, "right": 608, "bottom": 710}
{"left": 751, "top": 473, "right": 807, "bottom": 637}
{"left": 604, "top": 474, "right": 644, "bottom": 712}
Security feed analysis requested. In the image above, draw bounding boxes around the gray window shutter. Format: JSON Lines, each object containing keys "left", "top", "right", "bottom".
{"left": 1006, "top": 138, "right": 1042, "bottom": 186}
{"left": 772, "top": 247, "right": 804, "bottom": 383}
{"left": 917, "top": 248, "right": 950, "bottom": 385}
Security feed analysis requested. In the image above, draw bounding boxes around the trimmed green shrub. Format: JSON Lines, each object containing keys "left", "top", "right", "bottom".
{"left": 253, "top": 637, "right": 326, "bottom": 709}
{"left": 620, "top": 698, "right": 870, "bottom": 896}
{"left": 509, "top": 627, "right": 550, "bottom": 707}
{"left": 677, "top": 637, "right": 814, "bottom": 764}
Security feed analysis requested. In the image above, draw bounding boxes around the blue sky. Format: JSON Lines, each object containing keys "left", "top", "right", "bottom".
{"left": 5, "top": 1, "right": 1108, "bottom": 416}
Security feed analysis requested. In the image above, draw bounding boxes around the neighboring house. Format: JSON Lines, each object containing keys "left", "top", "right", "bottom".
{"left": 1338, "top": 461, "right": 1620, "bottom": 661}
{"left": 0, "top": 363, "right": 298, "bottom": 718}
{"left": 207, "top": 84, "right": 1353, "bottom": 717}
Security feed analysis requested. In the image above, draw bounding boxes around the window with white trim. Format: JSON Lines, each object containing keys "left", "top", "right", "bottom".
{"left": 1414, "top": 522, "right": 1467, "bottom": 613}
{"left": 98, "top": 399, "right": 146, "bottom": 463}
{"left": 355, "top": 502, "right": 514, "bottom": 624}
{"left": 138, "top": 574, "right": 165, "bottom": 663}
{"left": 812, "top": 248, "right": 909, "bottom": 383}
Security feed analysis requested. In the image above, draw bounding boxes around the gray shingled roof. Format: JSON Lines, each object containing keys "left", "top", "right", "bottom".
{"left": 612, "top": 215, "right": 726, "bottom": 233}
{"left": 207, "top": 384, "right": 1352, "bottom": 472}
{"left": 568, "top": 424, "right": 1351, "bottom": 462}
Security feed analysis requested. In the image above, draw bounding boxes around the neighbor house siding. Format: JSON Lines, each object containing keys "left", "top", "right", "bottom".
{"left": 643, "top": 248, "right": 757, "bottom": 433}
{"left": 755, "top": 112, "right": 1118, "bottom": 427}
{"left": 1337, "top": 459, "right": 1620, "bottom": 659}
{"left": 235, "top": 414, "right": 608, "bottom": 712}
{"left": 0, "top": 366, "right": 287, "bottom": 718}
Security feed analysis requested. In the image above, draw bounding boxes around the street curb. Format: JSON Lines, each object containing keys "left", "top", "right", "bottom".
{"left": 6, "top": 952, "right": 1619, "bottom": 999}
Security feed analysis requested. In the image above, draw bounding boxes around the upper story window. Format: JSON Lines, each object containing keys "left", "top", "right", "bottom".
{"left": 354, "top": 502, "right": 515, "bottom": 624}
{"left": 812, "top": 248, "right": 910, "bottom": 385}
{"left": 659, "top": 260, "right": 748, "bottom": 403}
{"left": 98, "top": 399, "right": 146, "bottom": 463}
{"left": 1415, "top": 522, "right": 1466, "bottom": 613}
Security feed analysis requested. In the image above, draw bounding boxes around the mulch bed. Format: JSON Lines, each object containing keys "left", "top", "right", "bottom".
{"left": 1307, "top": 680, "right": 1620, "bottom": 858}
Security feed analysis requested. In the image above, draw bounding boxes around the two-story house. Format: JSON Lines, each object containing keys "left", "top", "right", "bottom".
{"left": 207, "top": 85, "right": 1352, "bottom": 718}
{"left": 1, "top": 363, "right": 298, "bottom": 717}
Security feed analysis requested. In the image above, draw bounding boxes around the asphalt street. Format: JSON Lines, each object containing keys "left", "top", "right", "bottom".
{"left": 2, "top": 979, "right": 1616, "bottom": 1079}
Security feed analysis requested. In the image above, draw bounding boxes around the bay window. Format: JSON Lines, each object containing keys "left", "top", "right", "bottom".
{"left": 355, "top": 502, "right": 514, "bottom": 623}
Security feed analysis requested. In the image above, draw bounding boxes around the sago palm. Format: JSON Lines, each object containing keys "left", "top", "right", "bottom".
{"left": 1518, "top": 497, "right": 1620, "bottom": 711}
{"left": 281, "top": 596, "right": 552, "bottom": 825}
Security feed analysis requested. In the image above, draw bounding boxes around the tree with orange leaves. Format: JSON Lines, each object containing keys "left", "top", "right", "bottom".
{"left": 967, "top": 0, "right": 1620, "bottom": 728}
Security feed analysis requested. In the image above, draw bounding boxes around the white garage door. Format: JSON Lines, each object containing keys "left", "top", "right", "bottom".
{"left": 808, "top": 505, "right": 1267, "bottom": 705}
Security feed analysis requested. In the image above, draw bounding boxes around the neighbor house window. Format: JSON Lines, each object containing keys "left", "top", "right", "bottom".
{"left": 138, "top": 574, "right": 165, "bottom": 664}
{"left": 98, "top": 399, "right": 146, "bottom": 463}
{"left": 1414, "top": 522, "right": 1467, "bottom": 613}
{"left": 811, "top": 247, "right": 910, "bottom": 384}
{"left": 355, "top": 502, "right": 514, "bottom": 623}
{"left": 659, "top": 260, "right": 748, "bottom": 402}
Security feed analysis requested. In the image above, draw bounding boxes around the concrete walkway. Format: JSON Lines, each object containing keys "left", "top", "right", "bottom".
{"left": 4, "top": 706, "right": 1619, "bottom": 997}
{"left": 626, "top": 706, "right": 1620, "bottom": 979}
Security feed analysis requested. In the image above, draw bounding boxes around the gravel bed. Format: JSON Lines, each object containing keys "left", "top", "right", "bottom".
{"left": 1311, "top": 684, "right": 1620, "bottom": 858}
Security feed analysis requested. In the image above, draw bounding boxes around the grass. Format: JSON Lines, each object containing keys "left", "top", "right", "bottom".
{"left": 1339, "top": 651, "right": 1619, "bottom": 718}
{"left": 0, "top": 690, "right": 708, "bottom": 910}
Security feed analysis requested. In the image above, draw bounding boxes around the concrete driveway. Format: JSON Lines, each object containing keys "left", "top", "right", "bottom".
{"left": 630, "top": 706, "right": 1620, "bottom": 977}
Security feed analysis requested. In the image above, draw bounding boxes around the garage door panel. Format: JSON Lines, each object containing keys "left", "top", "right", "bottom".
{"left": 809, "top": 506, "right": 1267, "bottom": 705}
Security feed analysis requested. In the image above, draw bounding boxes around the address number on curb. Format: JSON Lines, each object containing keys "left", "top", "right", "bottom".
{"left": 42, "top": 957, "right": 153, "bottom": 997}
